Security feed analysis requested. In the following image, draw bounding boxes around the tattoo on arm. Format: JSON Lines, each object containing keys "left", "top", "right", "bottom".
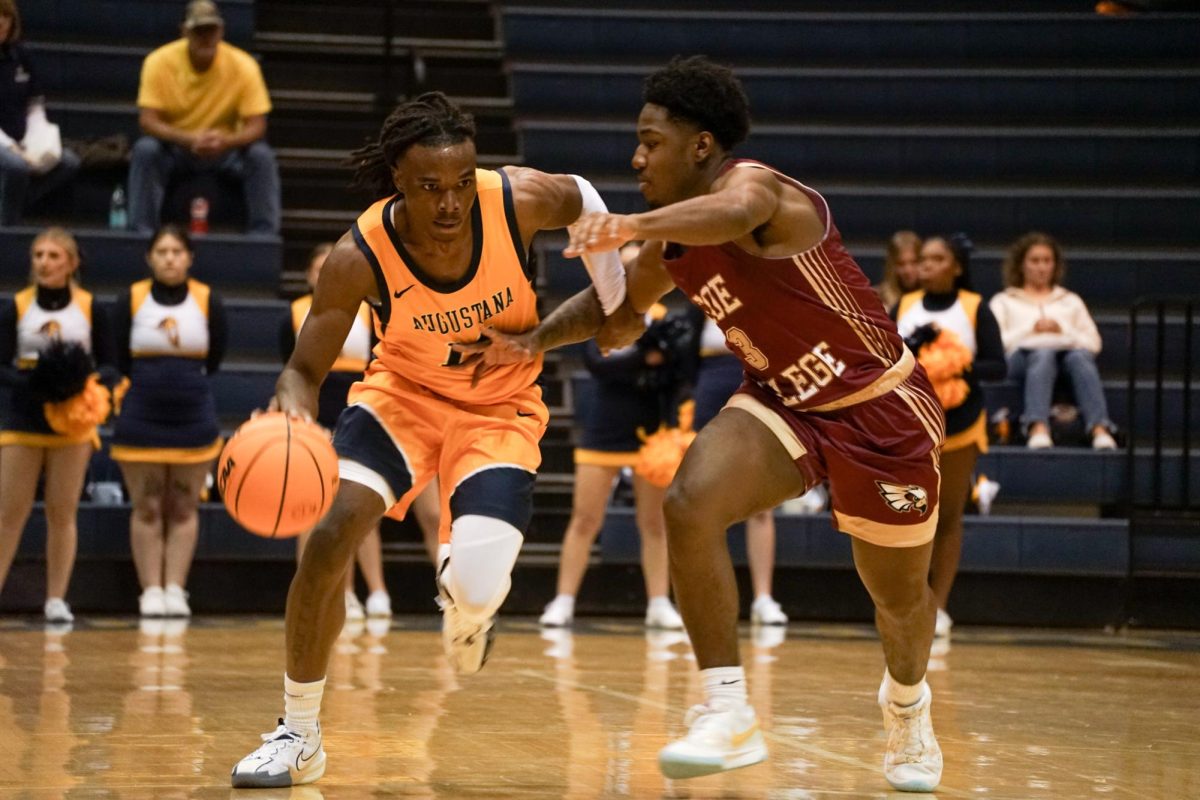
{"left": 532, "top": 287, "right": 605, "bottom": 352}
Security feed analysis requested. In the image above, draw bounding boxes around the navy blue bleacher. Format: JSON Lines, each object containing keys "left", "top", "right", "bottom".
{"left": 22, "top": 0, "right": 255, "bottom": 46}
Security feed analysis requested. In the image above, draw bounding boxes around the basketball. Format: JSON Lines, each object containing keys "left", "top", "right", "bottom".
{"left": 216, "top": 411, "right": 339, "bottom": 538}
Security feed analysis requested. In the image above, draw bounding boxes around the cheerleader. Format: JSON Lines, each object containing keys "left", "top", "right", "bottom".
{"left": 894, "top": 233, "right": 1007, "bottom": 639}
{"left": 0, "top": 227, "right": 116, "bottom": 622}
{"left": 110, "top": 224, "right": 226, "bottom": 617}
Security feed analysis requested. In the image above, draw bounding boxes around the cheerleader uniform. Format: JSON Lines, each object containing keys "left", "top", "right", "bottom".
{"left": 0, "top": 284, "right": 115, "bottom": 448}
{"left": 279, "top": 295, "right": 374, "bottom": 428}
{"left": 894, "top": 289, "right": 1006, "bottom": 453}
{"left": 575, "top": 304, "right": 684, "bottom": 468}
{"left": 110, "top": 278, "right": 226, "bottom": 463}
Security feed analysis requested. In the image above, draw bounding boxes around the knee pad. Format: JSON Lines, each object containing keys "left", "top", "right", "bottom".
{"left": 444, "top": 515, "right": 523, "bottom": 620}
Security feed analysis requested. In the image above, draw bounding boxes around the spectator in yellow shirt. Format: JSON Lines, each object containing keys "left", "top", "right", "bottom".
{"left": 127, "top": 0, "right": 279, "bottom": 235}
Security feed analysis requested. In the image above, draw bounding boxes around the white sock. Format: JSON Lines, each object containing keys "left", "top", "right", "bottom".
{"left": 647, "top": 596, "right": 672, "bottom": 609}
{"left": 883, "top": 669, "right": 925, "bottom": 707}
{"left": 551, "top": 594, "right": 575, "bottom": 610}
{"left": 284, "top": 674, "right": 326, "bottom": 734}
{"left": 702, "top": 666, "right": 748, "bottom": 708}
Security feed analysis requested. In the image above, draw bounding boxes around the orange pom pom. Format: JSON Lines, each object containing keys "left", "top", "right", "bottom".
{"left": 635, "top": 425, "right": 697, "bottom": 489}
{"left": 917, "top": 330, "right": 973, "bottom": 410}
{"left": 43, "top": 373, "right": 111, "bottom": 439}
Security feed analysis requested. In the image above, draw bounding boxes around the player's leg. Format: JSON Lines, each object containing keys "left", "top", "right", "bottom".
{"left": 540, "top": 462, "right": 618, "bottom": 627}
{"left": 41, "top": 442, "right": 91, "bottom": 620}
{"left": 232, "top": 402, "right": 425, "bottom": 788}
{"left": 438, "top": 465, "right": 533, "bottom": 674}
{"left": 658, "top": 405, "right": 808, "bottom": 779}
{"left": 631, "top": 472, "right": 682, "bottom": 629}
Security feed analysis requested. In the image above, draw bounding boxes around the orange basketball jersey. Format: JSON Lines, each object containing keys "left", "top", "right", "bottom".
{"left": 351, "top": 168, "right": 542, "bottom": 405}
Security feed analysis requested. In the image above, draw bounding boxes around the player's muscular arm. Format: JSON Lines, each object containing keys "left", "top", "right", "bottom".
{"left": 275, "top": 234, "right": 377, "bottom": 421}
{"left": 503, "top": 166, "right": 583, "bottom": 246}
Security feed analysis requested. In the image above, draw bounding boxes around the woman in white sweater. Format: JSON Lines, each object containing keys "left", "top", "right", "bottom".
{"left": 988, "top": 232, "right": 1116, "bottom": 450}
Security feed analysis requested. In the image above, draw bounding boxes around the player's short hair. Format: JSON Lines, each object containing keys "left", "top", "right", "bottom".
{"left": 349, "top": 91, "right": 477, "bottom": 199}
{"left": 643, "top": 56, "right": 750, "bottom": 151}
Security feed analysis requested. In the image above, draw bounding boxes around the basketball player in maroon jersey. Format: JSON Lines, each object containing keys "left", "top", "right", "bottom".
{"left": 462, "top": 56, "right": 946, "bottom": 792}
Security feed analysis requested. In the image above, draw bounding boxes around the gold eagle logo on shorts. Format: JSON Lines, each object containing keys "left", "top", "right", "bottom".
{"left": 875, "top": 480, "right": 929, "bottom": 514}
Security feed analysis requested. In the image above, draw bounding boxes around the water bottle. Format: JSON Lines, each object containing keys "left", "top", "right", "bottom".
{"left": 189, "top": 196, "right": 210, "bottom": 235}
{"left": 108, "top": 185, "right": 128, "bottom": 229}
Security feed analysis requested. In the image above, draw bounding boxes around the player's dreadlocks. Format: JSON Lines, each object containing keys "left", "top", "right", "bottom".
{"left": 349, "top": 91, "right": 477, "bottom": 199}
{"left": 643, "top": 56, "right": 750, "bottom": 152}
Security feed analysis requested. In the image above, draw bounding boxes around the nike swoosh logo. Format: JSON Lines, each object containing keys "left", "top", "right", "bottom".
{"left": 730, "top": 723, "right": 759, "bottom": 749}
{"left": 297, "top": 744, "right": 321, "bottom": 766}
{"left": 719, "top": 679, "right": 741, "bottom": 685}
{"left": 516, "top": 410, "right": 537, "bottom": 418}
{"left": 393, "top": 284, "right": 416, "bottom": 299}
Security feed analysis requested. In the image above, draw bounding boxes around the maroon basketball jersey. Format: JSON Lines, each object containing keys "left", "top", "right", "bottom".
{"left": 662, "top": 160, "right": 904, "bottom": 412}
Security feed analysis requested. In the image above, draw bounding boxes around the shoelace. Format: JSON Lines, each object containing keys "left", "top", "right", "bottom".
{"left": 888, "top": 704, "right": 930, "bottom": 762}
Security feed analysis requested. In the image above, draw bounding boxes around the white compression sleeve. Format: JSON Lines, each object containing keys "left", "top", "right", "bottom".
{"left": 570, "top": 174, "right": 627, "bottom": 315}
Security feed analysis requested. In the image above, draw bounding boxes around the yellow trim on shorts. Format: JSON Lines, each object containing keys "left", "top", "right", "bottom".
{"left": 0, "top": 430, "right": 97, "bottom": 449}
{"left": 724, "top": 393, "right": 808, "bottom": 460}
{"left": 942, "top": 411, "right": 988, "bottom": 454}
{"left": 573, "top": 448, "right": 639, "bottom": 468}
{"left": 110, "top": 438, "right": 223, "bottom": 464}
{"left": 834, "top": 508, "right": 939, "bottom": 548}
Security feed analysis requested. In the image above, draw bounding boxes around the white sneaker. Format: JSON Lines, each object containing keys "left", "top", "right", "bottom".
{"left": 364, "top": 590, "right": 392, "bottom": 618}
{"left": 878, "top": 682, "right": 943, "bottom": 792}
{"left": 44, "top": 598, "right": 74, "bottom": 623}
{"left": 539, "top": 595, "right": 574, "bottom": 627}
{"left": 659, "top": 701, "right": 767, "bottom": 780}
{"left": 750, "top": 596, "right": 788, "bottom": 626}
{"left": 139, "top": 586, "right": 166, "bottom": 617}
{"left": 1027, "top": 430, "right": 1053, "bottom": 449}
{"left": 344, "top": 591, "right": 365, "bottom": 622}
{"left": 230, "top": 719, "right": 325, "bottom": 788}
{"left": 934, "top": 608, "right": 953, "bottom": 639}
{"left": 436, "top": 562, "right": 496, "bottom": 675}
{"left": 975, "top": 476, "right": 1001, "bottom": 516}
{"left": 163, "top": 584, "right": 191, "bottom": 617}
{"left": 1092, "top": 430, "right": 1118, "bottom": 450}
{"left": 645, "top": 598, "right": 684, "bottom": 630}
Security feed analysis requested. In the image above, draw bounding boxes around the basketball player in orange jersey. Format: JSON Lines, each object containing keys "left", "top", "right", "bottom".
{"left": 229, "top": 92, "right": 627, "bottom": 788}
{"left": 464, "top": 57, "right": 947, "bottom": 792}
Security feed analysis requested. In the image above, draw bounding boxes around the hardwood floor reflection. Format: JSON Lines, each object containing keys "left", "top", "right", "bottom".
{"left": 0, "top": 616, "right": 1197, "bottom": 799}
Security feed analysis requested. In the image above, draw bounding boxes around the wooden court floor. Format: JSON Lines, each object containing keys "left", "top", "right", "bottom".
{"left": 0, "top": 615, "right": 1197, "bottom": 799}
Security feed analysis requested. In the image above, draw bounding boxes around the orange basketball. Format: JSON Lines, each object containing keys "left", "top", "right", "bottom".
{"left": 216, "top": 412, "right": 339, "bottom": 538}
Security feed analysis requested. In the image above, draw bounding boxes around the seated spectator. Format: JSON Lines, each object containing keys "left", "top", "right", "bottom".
{"left": 128, "top": 0, "right": 279, "bottom": 235}
{"left": 0, "top": 0, "right": 81, "bottom": 226}
{"left": 989, "top": 232, "right": 1117, "bottom": 450}
{"left": 875, "top": 229, "right": 922, "bottom": 312}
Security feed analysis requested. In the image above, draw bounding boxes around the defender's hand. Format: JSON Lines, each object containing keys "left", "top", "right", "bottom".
{"left": 564, "top": 212, "right": 638, "bottom": 257}
{"left": 449, "top": 326, "right": 540, "bottom": 388}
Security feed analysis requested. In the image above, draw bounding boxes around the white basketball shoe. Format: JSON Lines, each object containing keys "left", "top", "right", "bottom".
{"left": 878, "top": 681, "right": 943, "bottom": 792}
{"left": 658, "top": 701, "right": 767, "bottom": 779}
{"left": 230, "top": 719, "right": 325, "bottom": 788}
{"left": 436, "top": 560, "right": 496, "bottom": 675}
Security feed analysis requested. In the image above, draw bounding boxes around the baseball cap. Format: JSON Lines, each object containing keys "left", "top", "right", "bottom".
{"left": 183, "top": 0, "right": 224, "bottom": 30}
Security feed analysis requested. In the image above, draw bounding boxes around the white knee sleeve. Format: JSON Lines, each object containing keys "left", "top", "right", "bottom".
{"left": 444, "top": 515, "right": 523, "bottom": 620}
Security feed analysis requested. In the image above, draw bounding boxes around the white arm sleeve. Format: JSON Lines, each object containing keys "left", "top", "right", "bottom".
{"left": 570, "top": 174, "right": 626, "bottom": 315}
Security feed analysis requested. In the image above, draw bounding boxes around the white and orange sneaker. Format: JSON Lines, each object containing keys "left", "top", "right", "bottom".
{"left": 658, "top": 701, "right": 767, "bottom": 779}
